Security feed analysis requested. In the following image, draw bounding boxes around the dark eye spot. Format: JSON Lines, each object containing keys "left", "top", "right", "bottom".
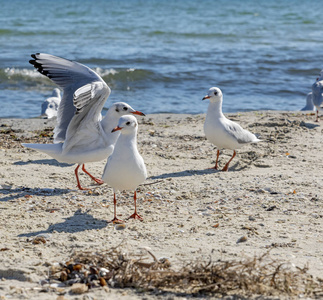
{"left": 123, "top": 107, "right": 128, "bottom": 111}
{"left": 214, "top": 92, "right": 217, "bottom": 95}
{"left": 126, "top": 121, "right": 131, "bottom": 125}
{"left": 115, "top": 108, "right": 119, "bottom": 112}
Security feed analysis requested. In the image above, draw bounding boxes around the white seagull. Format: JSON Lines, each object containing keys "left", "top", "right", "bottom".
{"left": 41, "top": 88, "right": 62, "bottom": 119}
{"left": 300, "top": 92, "right": 316, "bottom": 111}
{"left": 102, "top": 115, "right": 147, "bottom": 223}
{"left": 202, "top": 87, "right": 260, "bottom": 171}
{"left": 302, "top": 68, "right": 322, "bottom": 114}
{"left": 311, "top": 79, "right": 323, "bottom": 122}
{"left": 22, "top": 53, "right": 145, "bottom": 190}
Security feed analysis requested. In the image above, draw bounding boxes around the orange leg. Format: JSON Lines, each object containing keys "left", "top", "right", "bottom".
{"left": 209, "top": 150, "right": 220, "bottom": 170}
{"left": 315, "top": 110, "right": 319, "bottom": 122}
{"left": 74, "top": 164, "right": 88, "bottom": 190}
{"left": 81, "top": 164, "right": 104, "bottom": 185}
{"left": 109, "top": 193, "right": 124, "bottom": 223}
{"left": 222, "top": 150, "right": 236, "bottom": 171}
{"left": 128, "top": 191, "right": 143, "bottom": 220}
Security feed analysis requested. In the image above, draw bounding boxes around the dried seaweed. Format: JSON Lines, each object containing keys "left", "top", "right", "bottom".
{"left": 50, "top": 246, "right": 323, "bottom": 298}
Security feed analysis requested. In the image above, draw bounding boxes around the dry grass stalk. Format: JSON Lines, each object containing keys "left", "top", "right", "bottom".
{"left": 50, "top": 246, "right": 323, "bottom": 298}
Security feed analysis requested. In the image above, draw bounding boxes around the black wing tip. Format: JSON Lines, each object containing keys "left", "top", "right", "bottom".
{"left": 29, "top": 59, "right": 52, "bottom": 78}
{"left": 31, "top": 53, "right": 40, "bottom": 58}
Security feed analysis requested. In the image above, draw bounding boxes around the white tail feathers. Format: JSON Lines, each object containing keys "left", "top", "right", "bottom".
{"left": 22, "top": 143, "right": 63, "bottom": 157}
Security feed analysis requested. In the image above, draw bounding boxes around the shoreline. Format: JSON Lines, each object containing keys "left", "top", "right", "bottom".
{"left": 0, "top": 111, "right": 322, "bottom": 299}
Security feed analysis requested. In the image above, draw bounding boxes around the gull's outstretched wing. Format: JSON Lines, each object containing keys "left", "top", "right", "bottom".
{"left": 30, "top": 53, "right": 111, "bottom": 143}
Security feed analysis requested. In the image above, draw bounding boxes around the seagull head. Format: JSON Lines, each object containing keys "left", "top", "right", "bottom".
{"left": 202, "top": 87, "right": 223, "bottom": 103}
{"left": 111, "top": 102, "right": 145, "bottom": 117}
{"left": 41, "top": 96, "right": 61, "bottom": 119}
{"left": 111, "top": 115, "right": 138, "bottom": 134}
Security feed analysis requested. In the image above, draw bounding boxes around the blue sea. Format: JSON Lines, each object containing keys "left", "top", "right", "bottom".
{"left": 1, "top": 0, "right": 322, "bottom": 118}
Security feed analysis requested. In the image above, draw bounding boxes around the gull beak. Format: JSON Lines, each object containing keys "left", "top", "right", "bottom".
{"left": 202, "top": 95, "right": 210, "bottom": 100}
{"left": 111, "top": 126, "right": 123, "bottom": 133}
{"left": 131, "top": 110, "right": 146, "bottom": 116}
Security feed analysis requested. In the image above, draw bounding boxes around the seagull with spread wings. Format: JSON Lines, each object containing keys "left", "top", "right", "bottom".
{"left": 23, "top": 53, "right": 145, "bottom": 190}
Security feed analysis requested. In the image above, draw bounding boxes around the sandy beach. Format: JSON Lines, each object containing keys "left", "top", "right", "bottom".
{"left": 0, "top": 111, "right": 322, "bottom": 299}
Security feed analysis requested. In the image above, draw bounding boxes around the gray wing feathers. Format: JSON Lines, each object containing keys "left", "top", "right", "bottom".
{"left": 62, "top": 82, "right": 110, "bottom": 154}
{"left": 29, "top": 53, "right": 110, "bottom": 143}
{"left": 225, "top": 122, "right": 258, "bottom": 144}
{"left": 74, "top": 84, "right": 94, "bottom": 114}
{"left": 54, "top": 87, "right": 77, "bottom": 143}
{"left": 30, "top": 53, "right": 100, "bottom": 88}
{"left": 73, "top": 82, "right": 111, "bottom": 118}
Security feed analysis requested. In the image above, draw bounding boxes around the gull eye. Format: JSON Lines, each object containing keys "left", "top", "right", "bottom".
{"left": 115, "top": 108, "right": 119, "bottom": 112}
{"left": 126, "top": 121, "right": 131, "bottom": 125}
{"left": 214, "top": 91, "right": 217, "bottom": 95}
{"left": 123, "top": 107, "right": 128, "bottom": 111}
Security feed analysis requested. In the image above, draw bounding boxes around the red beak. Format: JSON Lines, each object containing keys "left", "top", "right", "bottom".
{"left": 131, "top": 110, "right": 145, "bottom": 116}
{"left": 111, "top": 126, "right": 123, "bottom": 133}
{"left": 202, "top": 95, "right": 210, "bottom": 100}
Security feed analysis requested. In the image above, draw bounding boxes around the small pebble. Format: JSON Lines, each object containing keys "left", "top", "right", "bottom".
{"left": 99, "top": 277, "right": 107, "bottom": 286}
{"left": 266, "top": 205, "right": 277, "bottom": 211}
{"left": 99, "top": 267, "right": 109, "bottom": 277}
{"left": 70, "top": 283, "right": 88, "bottom": 294}
{"left": 115, "top": 224, "right": 126, "bottom": 231}
{"left": 31, "top": 236, "right": 47, "bottom": 244}
{"left": 236, "top": 236, "right": 247, "bottom": 244}
{"left": 206, "top": 231, "right": 216, "bottom": 236}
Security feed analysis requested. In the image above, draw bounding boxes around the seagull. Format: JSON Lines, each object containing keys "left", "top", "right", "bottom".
{"left": 316, "top": 68, "right": 323, "bottom": 81}
{"left": 300, "top": 92, "right": 316, "bottom": 111}
{"left": 202, "top": 87, "right": 260, "bottom": 171}
{"left": 102, "top": 115, "right": 147, "bottom": 223}
{"left": 22, "top": 53, "right": 145, "bottom": 190}
{"left": 311, "top": 80, "right": 323, "bottom": 122}
{"left": 302, "top": 68, "right": 322, "bottom": 114}
{"left": 41, "top": 88, "right": 61, "bottom": 119}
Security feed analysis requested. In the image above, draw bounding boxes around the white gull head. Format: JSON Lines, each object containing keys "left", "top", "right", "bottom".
{"left": 41, "top": 88, "right": 61, "bottom": 119}
{"left": 111, "top": 114, "right": 139, "bottom": 135}
{"left": 202, "top": 87, "right": 223, "bottom": 103}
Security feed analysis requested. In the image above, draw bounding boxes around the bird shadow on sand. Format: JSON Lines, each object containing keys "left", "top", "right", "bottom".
{"left": 0, "top": 187, "right": 71, "bottom": 202}
{"left": 150, "top": 162, "right": 247, "bottom": 180}
{"left": 300, "top": 122, "right": 320, "bottom": 129}
{"left": 18, "top": 209, "right": 107, "bottom": 237}
{"left": 14, "top": 159, "right": 72, "bottom": 167}
{"left": 150, "top": 168, "right": 216, "bottom": 180}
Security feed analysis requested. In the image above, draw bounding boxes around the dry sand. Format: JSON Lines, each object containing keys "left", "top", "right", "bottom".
{"left": 0, "top": 111, "right": 322, "bottom": 299}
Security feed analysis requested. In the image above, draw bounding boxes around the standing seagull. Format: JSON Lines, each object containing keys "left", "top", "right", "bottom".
{"left": 311, "top": 80, "right": 323, "bottom": 122}
{"left": 41, "top": 88, "right": 61, "bottom": 119}
{"left": 102, "top": 115, "right": 147, "bottom": 223}
{"left": 300, "top": 92, "right": 315, "bottom": 111}
{"left": 202, "top": 87, "right": 260, "bottom": 171}
{"left": 23, "top": 53, "right": 145, "bottom": 190}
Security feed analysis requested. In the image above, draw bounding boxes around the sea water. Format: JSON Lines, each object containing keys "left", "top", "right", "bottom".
{"left": 0, "top": 0, "right": 322, "bottom": 118}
